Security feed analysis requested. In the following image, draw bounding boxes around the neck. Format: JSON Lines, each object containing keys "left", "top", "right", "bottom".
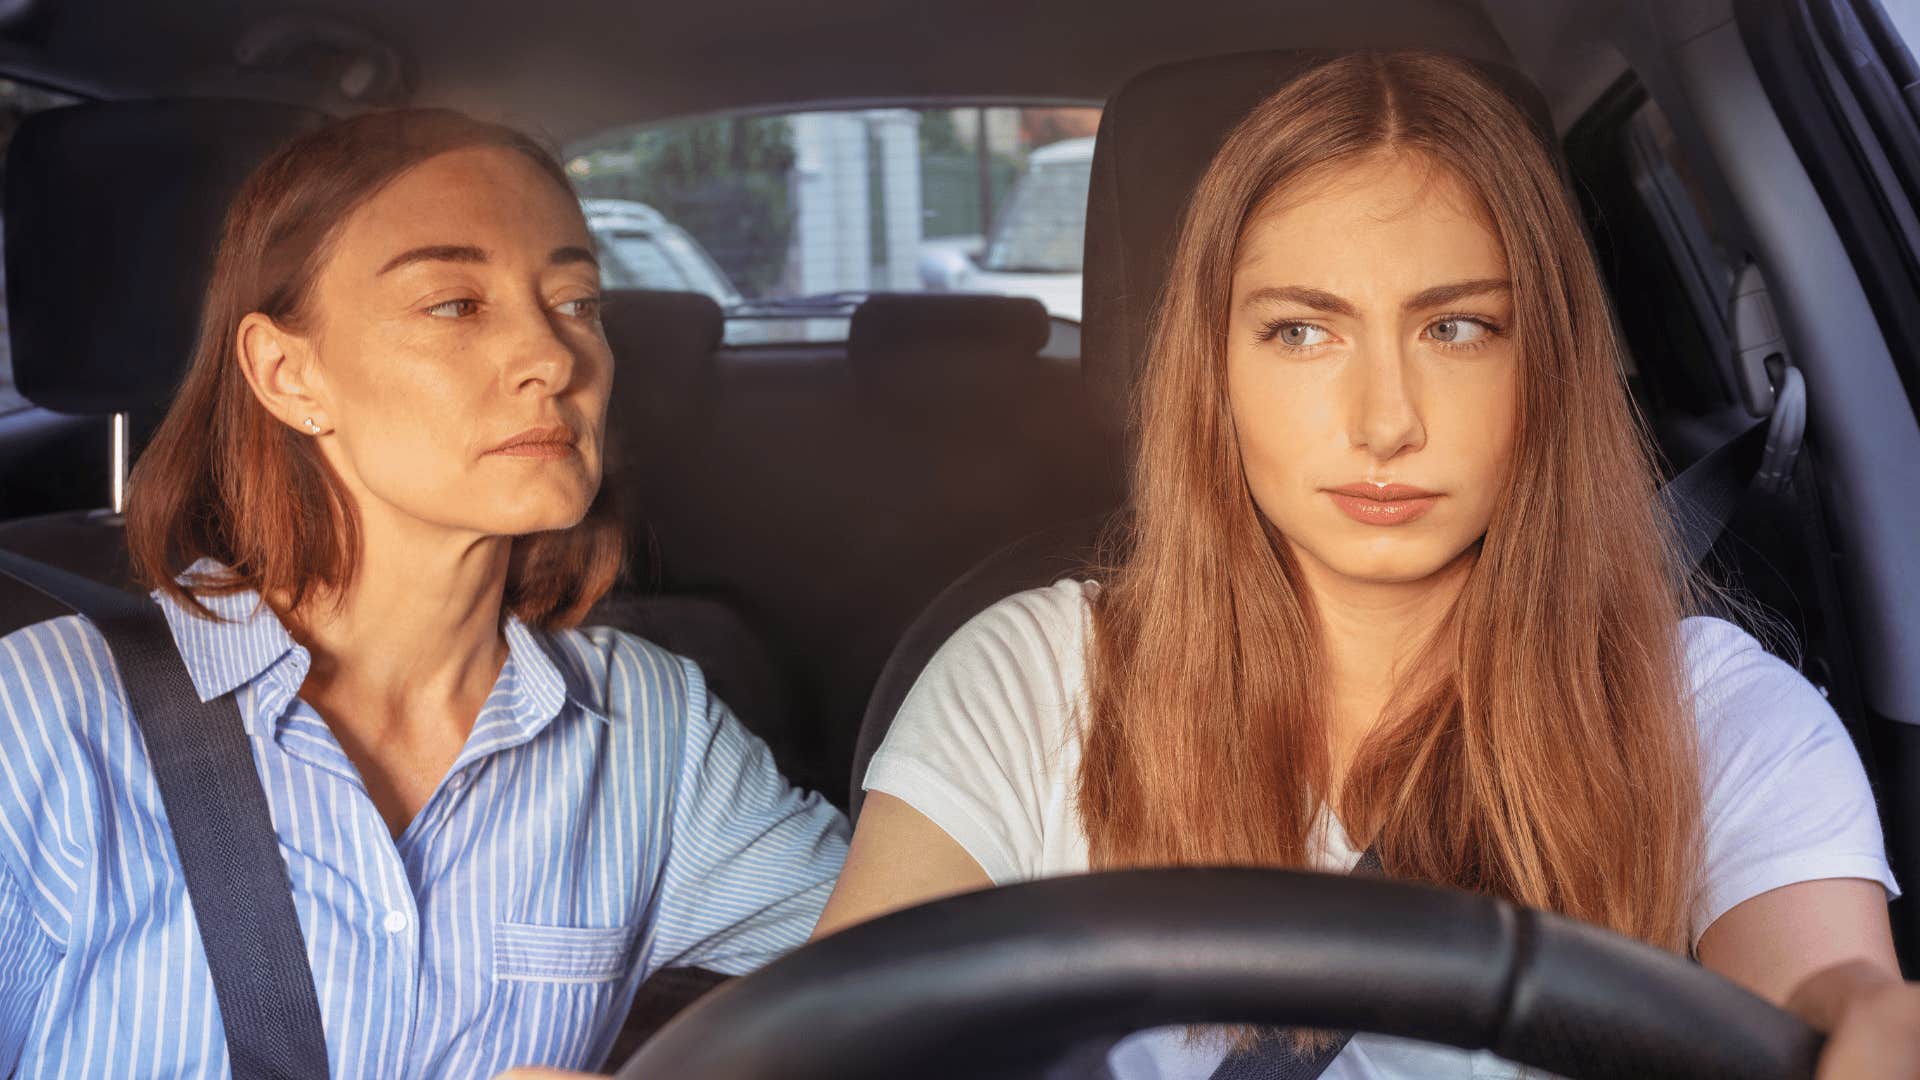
{"left": 1292, "top": 543, "right": 1475, "bottom": 768}
{"left": 277, "top": 507, "right": 514, "bottom": 734}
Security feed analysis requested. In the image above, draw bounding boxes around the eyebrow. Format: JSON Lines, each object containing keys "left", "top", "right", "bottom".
{"left": 1240, "top": 277, "right": 1511, "bottom": 316}
{"left": 376, "top": 244, "right": 600, "bottom": 275}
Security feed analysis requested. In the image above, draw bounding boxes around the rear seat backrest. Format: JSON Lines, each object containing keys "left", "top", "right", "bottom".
{"left": 817, "top": 292, "right": 1122, "bottom": 781}
{"left": 587, "top": 289, "right": 805, "bottom": 771}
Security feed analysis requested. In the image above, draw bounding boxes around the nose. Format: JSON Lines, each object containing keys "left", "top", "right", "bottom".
{"left": 504, "top": 300, "right": 580, "bottom": 397}
{"left": 1348, "top": 337, "right": 1426, "bottom": 461}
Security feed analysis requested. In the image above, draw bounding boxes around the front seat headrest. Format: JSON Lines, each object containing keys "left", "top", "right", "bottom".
{"left": 1081, "top": 49, "right": 1557, "bottom": 416}
{"left": 4, "top": 99, "right": 328, "bottom": 416}
{"left": 848, "top": 293, "right": 1051, "bottom": 402}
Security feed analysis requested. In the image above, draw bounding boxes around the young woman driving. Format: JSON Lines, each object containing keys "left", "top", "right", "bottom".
{"left": 0, "top": 109, "right": 847, "bottom": 1076}
{"left": 816, "top": 51, "right": 1915, "bottom": 1078}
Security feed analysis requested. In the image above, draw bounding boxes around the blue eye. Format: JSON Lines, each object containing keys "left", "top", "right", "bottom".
{"left": 426, "top": 299, "right": 479, "bottom": 319}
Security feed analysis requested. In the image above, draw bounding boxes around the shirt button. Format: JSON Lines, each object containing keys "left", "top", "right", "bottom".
{"left": 383, "top": 910, "right": 409, "bottom": 934}
{"left": 448, "top": 771, "right": 468, "bottom": 791}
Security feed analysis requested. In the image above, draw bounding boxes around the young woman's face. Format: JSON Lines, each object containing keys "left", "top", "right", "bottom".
{"left": 297, "top": 145, "right": 610, "bottom": 542}
{"left": 1226, "top": 152, "right": 1518, "bottom": 586}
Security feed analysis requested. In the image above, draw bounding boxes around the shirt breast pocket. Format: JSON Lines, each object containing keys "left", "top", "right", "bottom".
{"left": 494, "top": 920, "right": 637, "bottom": 985}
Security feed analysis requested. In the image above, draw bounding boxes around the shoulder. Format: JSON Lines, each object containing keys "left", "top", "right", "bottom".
{"left": 1680, "top": 616, "right": 1837, "bottom": 750}
{"left": 865, "top": 580, "right": 1097, "bottom": 880}
{"left": 918, "top": 578, "right": 1099, "bottom": 701}
{"left": 0, "top": 616, "right": 123, "bottom": 936}
{"left": 542, "top": 623, "right": 705, "bottom": 726}
{"left": 1678, "top": 617, "right": 1900, "bottom": 935}
{"left": 0, "top": 615, "right": 127, "bottom": 767}
{"left": 0, "top": 614, "right": 122, "bottom": 707}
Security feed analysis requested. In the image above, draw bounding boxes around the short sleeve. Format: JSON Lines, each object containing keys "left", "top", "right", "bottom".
{"left": 642, "top": 660, "right": 850, "bottom": 977}
{"left": 862, "top": 580, "right": 1093, "bottom": 884}
{"left": 1687, "top": 617, "right": 1900, "bottom": 943}
{"left": 0, "top": 859, "right": 57, "bottom": 1073}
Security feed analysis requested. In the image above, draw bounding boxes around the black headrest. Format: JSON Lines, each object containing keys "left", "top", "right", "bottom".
{"left": 848, "top": 293, "right": 1051, "bottom": 399}
{"left": 4, "top": 99, "right": 328, "bottom": 415}
{"left": 602, "top": 287, "right": 724, "bottom": 400}
{"left": 1081, "top": 50, "right": 1557, "bottom": 413}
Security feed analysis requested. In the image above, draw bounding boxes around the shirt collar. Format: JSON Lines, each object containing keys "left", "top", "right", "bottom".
{"left": 154, "top": 559, "right": 609, "bottom": 738}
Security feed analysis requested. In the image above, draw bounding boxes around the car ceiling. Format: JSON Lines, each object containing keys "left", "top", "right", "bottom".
{"left": 0, "top": 0, "right": 1672, "bottom": 145}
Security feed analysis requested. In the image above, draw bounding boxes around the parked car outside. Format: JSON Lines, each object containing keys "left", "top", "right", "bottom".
{"left": 917, "top": 135, "right": 1092, "bottom": 321}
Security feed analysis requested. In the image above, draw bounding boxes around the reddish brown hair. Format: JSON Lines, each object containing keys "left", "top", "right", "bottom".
{"left": 1081, "top": 51, "right": 1703, "bottom": 953}
{"left": 126, "top": 108, "right": 623, "bottom": 629}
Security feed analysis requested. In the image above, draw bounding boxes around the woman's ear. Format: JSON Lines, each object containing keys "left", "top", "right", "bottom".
{"left": 235, "top": 312, "right": 330, "bottom": 436}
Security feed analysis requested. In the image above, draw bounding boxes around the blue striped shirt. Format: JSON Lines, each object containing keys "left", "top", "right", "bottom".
{"left": 0, "top": 567, "right": 850, "bottom": 1077}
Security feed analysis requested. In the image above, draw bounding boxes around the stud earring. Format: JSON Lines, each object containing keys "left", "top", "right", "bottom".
{"left": 303, "top": 417, "right": 321, "bottom": 435}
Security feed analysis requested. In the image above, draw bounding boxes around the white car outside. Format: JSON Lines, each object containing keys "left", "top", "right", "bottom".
{"left": 581, "top": 197, "right": 743, "bottom": 308}
{"left": 916, "top": 136, "right": 1092, "bottom": 322}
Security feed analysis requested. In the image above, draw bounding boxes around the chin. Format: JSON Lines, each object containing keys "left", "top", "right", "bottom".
{"left": 1304, "top": 539, "right": 1464, "bottom": 586}
{"left": 481, "top": 493, "right": 594, "bottom": 537}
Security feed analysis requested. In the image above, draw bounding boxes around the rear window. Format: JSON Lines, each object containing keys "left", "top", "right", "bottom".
{"left": 566, "top": 105, "right": 1101, "bottom": 344}
{"left": 0, "top": 78, "right": 83, "bottom": 415}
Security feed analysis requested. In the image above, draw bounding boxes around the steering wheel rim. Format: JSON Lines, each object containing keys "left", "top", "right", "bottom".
{"left": 617, "top": 868, "right": 1820, "bottom": 1080}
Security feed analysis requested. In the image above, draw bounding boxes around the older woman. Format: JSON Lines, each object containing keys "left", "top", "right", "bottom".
{"left": 0, "top": 108, "right": 847, "bottom": 1076}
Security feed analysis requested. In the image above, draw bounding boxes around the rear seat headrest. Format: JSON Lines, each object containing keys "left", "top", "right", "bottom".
{"left": 600, "top": 288, "right": 725, "bottom": 406}
{"left": 1081, "top": 49, "right": 1556, "bottom": 414}
{"left": 4, "top": 99, "right": 328, "bottom": 416}
{"left": 848, "top": 293, "right": 1051, "bottom": 399}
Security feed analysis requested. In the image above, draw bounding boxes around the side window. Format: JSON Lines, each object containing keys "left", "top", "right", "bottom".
{"left": 566, "top": 105, "right": 1101, "bottom": 345}
{"left": 0, "top": 78, "right": 81, "bottom": 416}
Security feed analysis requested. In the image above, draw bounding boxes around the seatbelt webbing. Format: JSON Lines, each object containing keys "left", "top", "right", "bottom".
{"left": 0, "top": 549, "right": 331, "bottom": 1080}
{"left": 1204, "top": 847, "right": 1384, "bottom": 1080}
{"left": 1659, "top": 417, "right": 1772, "bottom": 567}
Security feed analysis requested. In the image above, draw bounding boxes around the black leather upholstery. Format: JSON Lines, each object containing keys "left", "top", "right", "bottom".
{"left": 5, "top": 100, "right": 329, "bottom": 415}
{"left": 851, "top": 51, "right": 1558, "bottom": 816}
{"left": 1080, "top": 50, "right": 1557, "bottom": 414}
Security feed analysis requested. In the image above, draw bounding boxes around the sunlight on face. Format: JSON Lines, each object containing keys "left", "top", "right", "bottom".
{"left": 1226, "top": 151, "right": 1518, "bottom": 586}
{"left": 303, "top": 145, "right": 611, "bottom": 541}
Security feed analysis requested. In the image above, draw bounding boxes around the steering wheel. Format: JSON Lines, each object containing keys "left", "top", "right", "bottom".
{"left": 616, "top": 868, "right": 1821, "bottom": 1080}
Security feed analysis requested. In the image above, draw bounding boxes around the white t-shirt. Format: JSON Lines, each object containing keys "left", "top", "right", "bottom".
{"left": 864, "top": 579, "right": 1900, "bottom": 1080}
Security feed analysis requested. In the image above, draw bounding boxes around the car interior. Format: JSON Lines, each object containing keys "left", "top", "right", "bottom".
{"left": 0, "top": 0, "right": 1915, "bottom": 1073}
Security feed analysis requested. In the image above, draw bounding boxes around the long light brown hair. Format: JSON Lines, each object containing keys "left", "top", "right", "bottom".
{"left": 1080, "top": 51, "right": 1703, "bottom": 953}
{"left": 127, "top": 109, "right": 624, "bottom": 630}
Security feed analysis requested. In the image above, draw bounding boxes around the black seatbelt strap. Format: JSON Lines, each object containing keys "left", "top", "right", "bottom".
{"left": 1659, "top": 418, "right": 1772, "bottom": 568}
{"left": 0, "top": 549, "right": 331, "bottom": 1080}
{"left": 1205, "top": 847, "right": 1384, "bottom": 1080}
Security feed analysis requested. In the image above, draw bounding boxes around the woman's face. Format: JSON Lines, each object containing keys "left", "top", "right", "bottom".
{"left": 1226, "top": 151, "right": 1518, "bottom": 587}
{"left": 279, "top": 145, "right": 610, "bottom": 543}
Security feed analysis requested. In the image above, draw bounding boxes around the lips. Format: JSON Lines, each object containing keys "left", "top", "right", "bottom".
{"left": 486, "top": 424, "right": 578, "bottom": 459}
{"left": 1324, "top": 482, "right": 1440, "bottom": 526}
